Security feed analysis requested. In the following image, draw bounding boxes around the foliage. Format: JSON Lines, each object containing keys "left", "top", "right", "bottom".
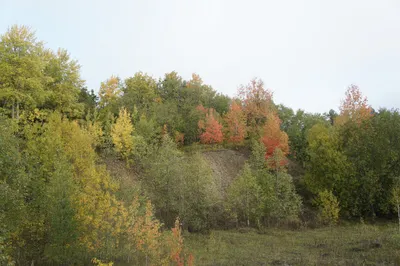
{"left": 5, "top": 23, "right": 400, "bottom": 265}
{"left": 238, "top": 78, "right": 274, "bottom": 138}
{"left": 261, "top": 114, "right": 289, "bottom": 168}
{"left": 122, "top": 72, "right": 157, "bottom": 116}
{"left": 92, "top": 258, "right": 114, "bottom": 266}
{"left": 226, "top": 164, "right": 264, "bottom": 227}
{"left": 98, "top": 75, "right": 122, "bottom": 110}
{"left": 198, "top": 108, "right": 224, "bottom": 144}
{"left": 111, "top": 107, "right": 134, "bottom": 165}
{"left": 316, "top": 190, "right": 340, "bottom": 226}
{"left": 336, "top": 84, "right": 372, "bottom": 125}
{"left": 224, "top": 101, "right": 246, "bottom": 145}
{"left": 249, "top": 139, "right": 267, "bottom": 170}
{"left": 304, "top": 123, "right": 349, "bottom": 194}
{"left": 277, "top": 105, "right": 328, "bottom": 166}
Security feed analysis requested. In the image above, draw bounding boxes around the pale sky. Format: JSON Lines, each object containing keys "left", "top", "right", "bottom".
{"left": 2, "top": 0, "right": 400, "bottom": 113}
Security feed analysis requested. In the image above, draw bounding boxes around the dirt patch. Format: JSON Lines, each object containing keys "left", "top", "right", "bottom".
{"left": 101, "top": 156, "right": 139, "bottom": 183}
{"left": 202, "top": 149, "right": 248, "bottom": 196}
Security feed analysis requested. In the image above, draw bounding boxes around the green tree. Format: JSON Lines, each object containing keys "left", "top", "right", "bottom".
{"left": 0, "top": 25, "right": 49, "bottom": 118}
{"left": 0, "top": 116, "right": 27, "bottom": 265}
{"left": 316, "top": 190, "right": 340, "bottom": 226}
{"left": 122, "top": 72, "right": 158, "bottom": 116}
{"left": 43, "top": 48, "right": 84, "bottom": 117}
{"left": 226, "top": 164, "right": 264, "bottom": 227}
{"left": 111, "top": 108, "right": 134, "bottom": 165}
{"left": 304, "top": 124, "right": 349, "bottom": 195}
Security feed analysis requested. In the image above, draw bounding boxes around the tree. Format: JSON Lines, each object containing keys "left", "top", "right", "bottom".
{"left": 0, "top": 25, "right": 49, "bottom": 119}
{"left": 157, "top": 71, "right": 184, "bottom": 102}
{"left": 181, "top": 153, "right": 219, "bottom": 232}
{"left": 269, "top": 172, "right": 302, "bottom": 225}
{"left": 198, "top": 108, "right": 223, "bottom": 144}
{"left": 122, "top": 72, "right": 157, "bottom": 116}
{"left": 211, "top": 93, "right": 230, "bottom": 115}
{"left": 111, "top": 108, "right": 134, "bottom": 165}
{"left": 325, "top": 109, "right": 338, "bottom": 126}
{"left": 0, "top": 116, "right": 27, "bottom": 264}
{"left": 135, "top": 114, "right": 160, "bottom": 145}
{"left": 277, "top": 105, "right": 328, "bottom": 166}
{"left": 224, "top": 101, "right": 246, "bottom": 145}
{"left": 304, "top": 123, "right": 349, "bottom": 194}
{"left": 249, "top": 139, "right": 267, "bottom": 171}
{"left": 392, "top": 177, "right": 400, "bottom": 233}
{"left": 336, "top": 85, "right": 372, "bottom": 125}
{"left": 316, "top": 190, "right": 340, "bottom": 226}
{"left": 226, "top": 164, "right": 264, "bottom": 227}
{"left": 43, "top": 48, "right": 84, "bottom": 117}
{"left": 141, "top": 135, "right": 184, "bottom": 227}
{"left": 238, "top": 78, "right": 274, "bottom": 138}
{"left": 261, "top": 114, "right": 289, "bottom": 168}
{"left": 99, "top": 75, "right": 122, "bottom": 109}
{"left": 78, "top": 87, "right": 98, "bottom": 117}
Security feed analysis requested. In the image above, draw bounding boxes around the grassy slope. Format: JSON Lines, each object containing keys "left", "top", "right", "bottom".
{"left": 185, "top": 224, "right": 400, "bottom": 266}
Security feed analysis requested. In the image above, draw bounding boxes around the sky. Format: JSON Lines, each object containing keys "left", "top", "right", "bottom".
{"left": 1, "top": 0, "right": 400, "bottom": 113}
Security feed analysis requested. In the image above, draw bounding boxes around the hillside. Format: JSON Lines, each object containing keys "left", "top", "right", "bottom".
{"left": 202, "top": 149, "right": 248, "bottom": 195}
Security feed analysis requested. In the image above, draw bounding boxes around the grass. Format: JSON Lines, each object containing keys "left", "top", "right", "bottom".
{"left": 184, "top": 223, "right": 400, "bottom": 265}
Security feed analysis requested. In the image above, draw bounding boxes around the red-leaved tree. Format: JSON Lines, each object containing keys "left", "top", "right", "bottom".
{"left": 198, "top": 109, "right": 224, "bottom": 144}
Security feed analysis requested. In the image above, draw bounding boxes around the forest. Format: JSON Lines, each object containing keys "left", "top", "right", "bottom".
{"left": 1, "top": 25, "right": 400, "bottom": 265}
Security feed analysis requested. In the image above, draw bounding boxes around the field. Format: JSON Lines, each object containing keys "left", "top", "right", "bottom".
{"left": 184, "top": 223, "right": 400, "bottom": 266}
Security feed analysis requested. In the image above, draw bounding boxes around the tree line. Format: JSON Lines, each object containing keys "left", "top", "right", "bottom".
{"left": 1, "top": 25, "right": 400, "bottom": 265}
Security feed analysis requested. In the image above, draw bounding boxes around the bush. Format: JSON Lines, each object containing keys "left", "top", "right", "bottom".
{"left": 316, "top": 190, "right": 340, "bottom": 226}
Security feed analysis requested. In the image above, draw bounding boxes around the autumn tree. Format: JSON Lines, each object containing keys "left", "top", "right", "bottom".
{"left": 111, "top": 108, "right": 134, "bottom": 165}
{"left": 224, "top": 101, "right": 246, "bottom": 145}
{"left": 198, "top": 108, "right": 223, "bottom": 144}
{"left": 261, "top": 114, "right": 289, "bottom": 168}
{"left": 238, "top": 78, "right": 274, "bottom": 138}
{"left": 336, "top": 84, "right": 372, "bottom": 125}
{"left": 99, "top": 75, "right": 122, "bottom": 109}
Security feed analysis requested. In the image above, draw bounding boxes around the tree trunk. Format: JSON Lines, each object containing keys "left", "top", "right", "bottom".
{"left": 16, "top": 101, "right": 19, "bottom": 120}
{"left": 12, "top": 100, "right": 15, "bottom": 119}
{"left": 397, "top": 200, "right": 400, "bottom": 233}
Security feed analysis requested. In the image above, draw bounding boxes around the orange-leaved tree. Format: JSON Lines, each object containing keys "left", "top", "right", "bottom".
{"left": 224, "top": 100, "right": 246, "bottom": 145}
{"left": 261, "top": 114, "right": 289, "bottom": 168}
{"left": 336, "top": 84, "right": 373, "bottom": 125}
{"left": 164, "top": 218, "right": 194, "bottom": 266}
{"left": 198, "top": 108, "right": 223, "bottom": 144}
{"left": 238, "top": 78, "right": 274, "bottom": 138}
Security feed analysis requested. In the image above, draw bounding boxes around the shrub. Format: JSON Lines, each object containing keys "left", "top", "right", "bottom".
{"left": 316, "top": 190, "right": 340, "bottom": 226}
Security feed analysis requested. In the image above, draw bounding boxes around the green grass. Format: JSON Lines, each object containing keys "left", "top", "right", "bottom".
{"left": 184, "top": 223, "right": 400, "bottom": 265}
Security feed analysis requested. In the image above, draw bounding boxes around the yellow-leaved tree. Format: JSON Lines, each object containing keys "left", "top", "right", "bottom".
{"left": 112, "top": 107, "right": 134, "bottom": 165}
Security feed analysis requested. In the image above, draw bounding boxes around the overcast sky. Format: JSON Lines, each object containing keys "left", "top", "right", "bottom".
{"left": 2, "top": 0, "right": 400, "bottom": 113}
